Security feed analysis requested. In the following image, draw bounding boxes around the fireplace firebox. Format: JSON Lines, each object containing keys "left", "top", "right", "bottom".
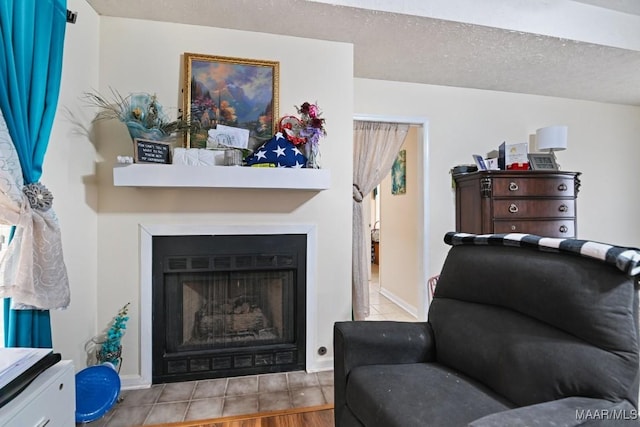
{"left": 152, "top": 234, "right": 306, "bottom": 383}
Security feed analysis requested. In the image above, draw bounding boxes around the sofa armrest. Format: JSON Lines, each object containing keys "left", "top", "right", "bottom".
{"left": 333, "top": 321, "right": 435, "bottom": 425}
{"left": 469, "top": 397, "right": 638, "bottom": 427}
{"left": 334, "top": 321, "right": 435, "bottom": 373}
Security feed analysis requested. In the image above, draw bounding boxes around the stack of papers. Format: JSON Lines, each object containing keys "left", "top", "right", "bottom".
{"left": 0, "top": 348, "right": 52, "bottom": 390}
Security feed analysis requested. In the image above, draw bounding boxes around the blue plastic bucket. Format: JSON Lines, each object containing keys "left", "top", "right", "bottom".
{"left": 75, "top": 363, "right": 121, "bottom": 423}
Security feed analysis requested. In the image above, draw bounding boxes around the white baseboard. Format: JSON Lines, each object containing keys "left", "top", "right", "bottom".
{"left": 121, "top": 374, "right": 150, "bottom": 390}
{"left": 308, "top": 357, "right": 334, "bottom": 372}
{"left": 379, "top": 287, "right": 418, "bottom": 318}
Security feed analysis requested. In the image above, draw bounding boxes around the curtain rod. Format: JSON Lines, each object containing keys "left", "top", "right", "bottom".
{"left": 354, "top": 114, "right": 427, "bottom": 126}
{"left": 354, "top": 119, "right": 419, "bottom": 127}
{"left": 66, "top": 9, "right": 77, "bottom": 24}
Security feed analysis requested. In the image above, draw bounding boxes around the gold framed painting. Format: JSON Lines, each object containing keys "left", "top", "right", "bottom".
{"left": 183, "top": 52, "right": 279, "bottom": 148}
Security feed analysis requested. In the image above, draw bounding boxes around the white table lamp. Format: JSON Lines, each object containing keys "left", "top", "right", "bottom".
{"left": 536, "top": 125, "right": 568, "bottom": 155}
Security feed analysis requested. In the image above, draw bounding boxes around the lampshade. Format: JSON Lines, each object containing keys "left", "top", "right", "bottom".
{"left": 536, "top": 125, "right": 568, "bottom": 152}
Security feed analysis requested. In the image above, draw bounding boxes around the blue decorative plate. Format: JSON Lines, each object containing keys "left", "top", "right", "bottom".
{"left": 75, "top": 364, "right": 121, "bottom": 423}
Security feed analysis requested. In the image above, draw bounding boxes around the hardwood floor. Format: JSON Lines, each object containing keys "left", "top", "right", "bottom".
{"left": 147, "top": 404, "right": 334, "bottom": 427}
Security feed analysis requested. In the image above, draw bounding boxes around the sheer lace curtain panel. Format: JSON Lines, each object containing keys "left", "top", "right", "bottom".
{"left": 352, "top": 121, "right": 409, "bottom": 320}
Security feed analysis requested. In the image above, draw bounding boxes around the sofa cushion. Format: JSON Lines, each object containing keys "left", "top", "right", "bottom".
{"left": 430, "top": 243, "right": 639, "bottom": 407}
{"left": 434, "top": 245, "right": 638, "bottom": 353}
{"left": 346, "top": 363, "right": 514, "bottom": 427}
{"left": 430, "top": 298, "right": 637, "bottom": 407}
{"left": 468, "top": 397, "right": 638, "bottom": 427}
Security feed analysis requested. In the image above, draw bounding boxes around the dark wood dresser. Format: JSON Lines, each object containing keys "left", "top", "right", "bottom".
{"left": 453, "top": 170, "right": 581, "bottom": 238}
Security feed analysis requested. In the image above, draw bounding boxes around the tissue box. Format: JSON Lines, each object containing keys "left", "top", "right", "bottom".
{"left": 172, "top": 148, "right": 225, "bottom": 166}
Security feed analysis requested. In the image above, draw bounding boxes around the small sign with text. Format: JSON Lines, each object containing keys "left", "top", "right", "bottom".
{"left": 134, "top": 139, "right": 171, "bottom": 164}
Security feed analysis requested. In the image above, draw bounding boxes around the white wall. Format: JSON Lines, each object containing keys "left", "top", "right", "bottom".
{"left": 355, "top": 78, "right": 640, "bottom": 278}
{"left": 47, "top": 0, "right": 100, "bottom": 367}
{"left": 93, "top": 18, "right": 353, "bottom": 381}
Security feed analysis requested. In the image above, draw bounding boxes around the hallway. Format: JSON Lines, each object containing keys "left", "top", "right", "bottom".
{"left": 365, "top": 264, "right": 417, "bottom": 322}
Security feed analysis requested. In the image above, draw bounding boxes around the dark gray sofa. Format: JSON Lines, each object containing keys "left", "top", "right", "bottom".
{"left": 334, "top": 232, "right": 640, "bottom": 426}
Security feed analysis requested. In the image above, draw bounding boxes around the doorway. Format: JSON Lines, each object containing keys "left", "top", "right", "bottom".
{"left": 353, "top": 115, "right": 430, "bottom": 321}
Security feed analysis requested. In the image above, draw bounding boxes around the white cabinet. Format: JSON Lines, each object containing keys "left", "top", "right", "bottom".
{"left": 0, "top": 360, "right": 75, "bottom": 427}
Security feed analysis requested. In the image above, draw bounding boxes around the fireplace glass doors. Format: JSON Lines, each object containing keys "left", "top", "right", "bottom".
{"left": 172, "top": 271, "right": 293, "bottom": 351}
{"left": 152, "top": 234, "right": 306, "bottom": 383}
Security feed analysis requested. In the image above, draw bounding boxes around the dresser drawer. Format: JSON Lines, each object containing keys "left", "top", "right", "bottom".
{"left": 493, "top": 220, "right": 575, "bottom": 237}
{"left": 454, "top": 171, "right": 580, "bottom": 237}
{"left": 492, "top": 177, "right": 576, "bottom": 198}
{"left": 493, "top": 199, "right": 575, "bottom": 219}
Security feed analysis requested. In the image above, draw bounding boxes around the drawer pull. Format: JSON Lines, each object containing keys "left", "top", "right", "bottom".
{"left": 508, "top": 203, "right": 519, "bottom": 213}
{"left": 559, "top": 225, "right": 568, "bottom": 233}
{"left": 509, "top": 182, "right": 519, "bottom": 191}
{"left": 557, "top": 183, "right": 568, "bottom": 191}
{"left": 558, "top": 204, "right": 568, "bottom": 212}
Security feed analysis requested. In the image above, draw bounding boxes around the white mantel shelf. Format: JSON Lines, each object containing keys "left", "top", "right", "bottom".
{"left": 113, "top": 164, "right": 331, "bottom": 190}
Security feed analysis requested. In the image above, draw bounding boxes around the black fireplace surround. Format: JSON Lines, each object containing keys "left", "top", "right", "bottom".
{"left": 152, "top": 234, "right": 306, "bottom": 384}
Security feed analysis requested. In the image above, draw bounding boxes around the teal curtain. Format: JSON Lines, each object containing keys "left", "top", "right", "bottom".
{"left": 0, "top": 0, "right": 67, "bottom": 348}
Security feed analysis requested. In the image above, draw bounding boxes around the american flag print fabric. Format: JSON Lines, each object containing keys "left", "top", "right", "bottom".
{"left": 244, "top": 132, "right": 308, "bottom": 168}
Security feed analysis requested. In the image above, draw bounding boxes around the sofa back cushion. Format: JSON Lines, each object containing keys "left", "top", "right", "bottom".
{"left": 429, "top": 244, "right": 639, "bottom": 407}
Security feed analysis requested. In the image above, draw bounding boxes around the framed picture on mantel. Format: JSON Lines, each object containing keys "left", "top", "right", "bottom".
{"left": 528, "top": 153, "right": 559, "bottom": 170}
{"left": 183, "top": 53, "right": 279, "bottom": 149}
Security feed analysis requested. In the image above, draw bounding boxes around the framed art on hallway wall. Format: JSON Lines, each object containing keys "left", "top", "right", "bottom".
{"left": 391, "top": 149, "right": 407, "bottom": 195}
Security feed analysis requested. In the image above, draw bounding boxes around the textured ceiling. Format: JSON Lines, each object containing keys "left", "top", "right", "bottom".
{"left": 85, "top": 0, "right": 640, "bottom": 106}
{"left": 573, "top": 0, "right": 640, "bottom": 16}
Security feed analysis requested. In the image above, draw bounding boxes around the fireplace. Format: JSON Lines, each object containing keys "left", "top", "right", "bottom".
{"left": 152, "top": 234, "right": 306, "bottom": 383}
